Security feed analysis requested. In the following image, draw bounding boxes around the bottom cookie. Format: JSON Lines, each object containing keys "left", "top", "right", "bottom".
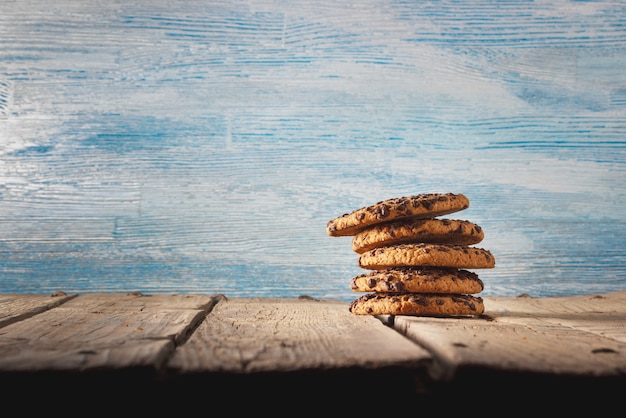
{"left": 349, "top": 292, "right": 484, "bottom": 316}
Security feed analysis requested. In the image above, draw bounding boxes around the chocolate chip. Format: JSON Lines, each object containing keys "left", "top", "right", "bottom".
{"left": 391, "top": 282, "right": 406, "bottom": 292}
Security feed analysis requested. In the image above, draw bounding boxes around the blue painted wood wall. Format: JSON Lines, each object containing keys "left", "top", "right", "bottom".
{"left": 1, "top": 0, "right": 625, "bottom": 300}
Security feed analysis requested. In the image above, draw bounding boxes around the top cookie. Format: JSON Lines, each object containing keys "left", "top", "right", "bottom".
{"left": 326, "top": 193, "right": 470, "bottom": 237}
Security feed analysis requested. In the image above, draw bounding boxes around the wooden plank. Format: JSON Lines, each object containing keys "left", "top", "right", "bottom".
{"left": 167, "top": 297, "right": 431, "bottom": 374}
{"left": 0, "top": 293, "right": 219, "bottom": 372}
{"left": 486, "top": 291, "right": 626, "bottom": 343}
{"left": 0, "top": 292, "right": 78, "bottom": 328}
{"left": 56, "top": 292, "right": 221, "bottom": 316}
{"left": 390, "top": 291, "right": 626, "bottom": 380}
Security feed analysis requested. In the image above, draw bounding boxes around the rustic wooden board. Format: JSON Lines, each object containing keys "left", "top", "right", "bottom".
{"left": 167, "top": 297, "right": 431, "bottom": 374}
{"left": 390, "top": 291, "right": 626, "bottom": 380}
{"left": 487, "top": 291, "right": 626, "bottom": 342}
{"left": 57, "top": 292, "right": 220, "bottom": 316}
{"left": 0, "top": 293, "right": 218, "bottom": 371}
{"left": 0, "top": 292, "right": 78, "bottom": 328}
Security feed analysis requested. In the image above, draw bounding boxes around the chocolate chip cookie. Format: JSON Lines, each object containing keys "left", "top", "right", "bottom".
{"left": 351, "top": 218, "right": 484, "bottom": 253}
{"left": 358, "top": 243, "right": 496, "bottom": 270}
{"left": 349, "top": 292, "right": 485, "bottom": 316}
{"left": 350, "top": 266, "right": 484, "bottom": 294}
{"left": 326, "top": 193, "right": 470, "bottom": 237}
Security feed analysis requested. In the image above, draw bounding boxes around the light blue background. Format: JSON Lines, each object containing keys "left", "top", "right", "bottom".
{"left": 1, "top": 0, "right": 625, "bottom": 300}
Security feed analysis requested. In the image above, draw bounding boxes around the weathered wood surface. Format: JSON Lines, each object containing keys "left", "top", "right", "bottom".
{"left": 167, "top": 297, "right": 430, "bottom": 374}
{"left": 390, "top": 291, "right": 626, "bottom": 381}
{"left": 0, "top": 293, "right": 219, "bottom": 371}
{"left": 0, "top": 293, "right": 430, "bottom": 375}
{"left": 0, "top": 291, "right": 625, "bottom": 410}
{"left": 0, "top": 292, "right": 78, "bottom": 328}
{"left": 1, "top": 291, "right": 624, "bottom": 382}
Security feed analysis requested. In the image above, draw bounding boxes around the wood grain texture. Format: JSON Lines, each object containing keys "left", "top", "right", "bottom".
{"left": 391, "top": 291, "right": 626, "bottom": 380}
{"left": 0, "top": 1, "right": 624, "bottom": 300}
{"left": 0, "top": 291, "right": 625, "bottom": 386}
{"left": 168, "top": 297, "right": 431, "bottom": 373}
{"left": 0, "top": 292, "right": 77, "bottom": 328}
{"left": 0, "top": 293, "right": 218, "bottom": 371}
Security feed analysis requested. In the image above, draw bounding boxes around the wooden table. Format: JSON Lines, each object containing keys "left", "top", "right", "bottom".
{"left": 1, "top": 291, "right": 624, "bottom": 412}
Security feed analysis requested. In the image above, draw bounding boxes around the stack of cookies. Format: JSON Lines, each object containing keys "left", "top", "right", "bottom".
{"left": 326, "top": 193, "right": 495, "bottom": 317}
